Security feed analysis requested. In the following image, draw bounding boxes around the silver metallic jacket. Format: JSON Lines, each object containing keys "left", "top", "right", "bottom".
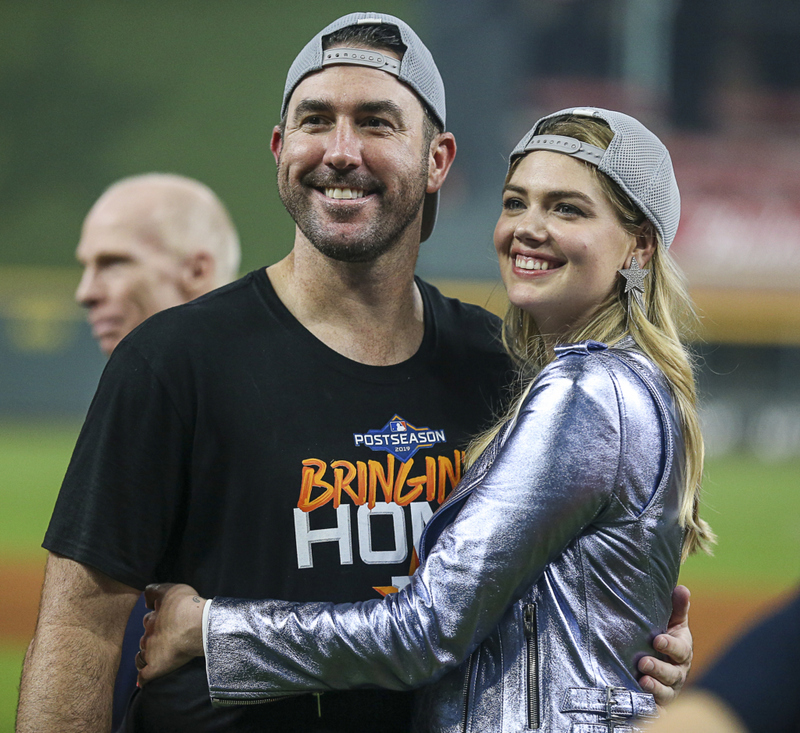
{"left": 206, "top": 339, "right": 684, "bottom": 732}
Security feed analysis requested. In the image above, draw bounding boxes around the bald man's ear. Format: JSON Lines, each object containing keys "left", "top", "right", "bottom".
{"left": 180, "top": 251, "right": 217, "bottom": 300}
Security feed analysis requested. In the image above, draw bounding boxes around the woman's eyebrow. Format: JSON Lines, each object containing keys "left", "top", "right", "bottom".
{"left": 545, "top": 189, "right": 595, "bottom": 204}
{"left": 501, "top": 184, "right": 595, "bottom": 205}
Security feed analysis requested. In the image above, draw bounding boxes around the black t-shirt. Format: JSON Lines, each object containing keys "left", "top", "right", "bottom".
{"left": 45, "top": 269, "right": 513, "bottom": 732}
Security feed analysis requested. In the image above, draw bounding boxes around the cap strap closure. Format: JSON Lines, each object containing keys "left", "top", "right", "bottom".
{"left": 322, "top": 48, "right": 400, "bottom": 76}
{"left": 523, "top": 135, "right": 605, "bottom": 166}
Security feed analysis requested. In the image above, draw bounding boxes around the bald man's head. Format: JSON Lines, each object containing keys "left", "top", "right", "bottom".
{"left": 75, "top": 173, "right": 241, "bottom": 355}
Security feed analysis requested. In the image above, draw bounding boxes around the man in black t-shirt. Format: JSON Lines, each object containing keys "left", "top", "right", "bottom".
{"left": 17, "top": 13, "right": 694, "bottom": 733}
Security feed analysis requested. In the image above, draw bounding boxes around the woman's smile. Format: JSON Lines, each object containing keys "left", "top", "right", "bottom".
{"left": 495, "top": 150, "right": 637, "bottom": 339}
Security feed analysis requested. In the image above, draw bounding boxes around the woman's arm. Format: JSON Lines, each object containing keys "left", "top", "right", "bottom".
{"left": 137, "top": 582, "right": 696, "bottom": 707}
{"left": 201, "top": 359, "right": 625, "bottom": 699}
{"left": 139, "top": 356, "right": 689, "bottom": 703}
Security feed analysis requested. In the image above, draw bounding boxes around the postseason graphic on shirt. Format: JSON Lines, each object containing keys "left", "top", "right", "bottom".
{"left": 294, "top": 413, "right": 462, "bottom": 594}
{"left": 353, "top": 414, "right": 448, "bottom": 460}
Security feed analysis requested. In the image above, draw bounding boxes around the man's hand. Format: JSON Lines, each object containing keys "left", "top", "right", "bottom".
{"left": 638, "top": 585, "right": 693, "bottom": 708}
{"left": 136, "top": 583, "right": 206, "bottom": 685}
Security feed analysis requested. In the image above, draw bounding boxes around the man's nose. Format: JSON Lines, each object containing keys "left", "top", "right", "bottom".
{"left": 322, "top": 122, "right": 362, "bottom": 170}
{"left": 75, "top": 267, "right": 101, "bottom": 307}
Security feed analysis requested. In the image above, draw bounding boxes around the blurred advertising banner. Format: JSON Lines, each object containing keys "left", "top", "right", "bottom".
{"left": 0, "top": 267, "right": 104, "bottom": 416}
{"left": 668, "top": 135, "right": 800, "bottom": 344}
{"left": 676, "top": 199, "right": 800, "bottom": 291}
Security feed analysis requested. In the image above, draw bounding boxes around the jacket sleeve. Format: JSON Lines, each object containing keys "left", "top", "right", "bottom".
{"left": 206, "top": 356, "right": 623, "bottom": 702}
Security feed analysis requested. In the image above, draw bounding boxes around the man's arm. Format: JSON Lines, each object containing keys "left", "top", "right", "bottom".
{"left": 16, "top": 552, "right": 140, "bottom": 733}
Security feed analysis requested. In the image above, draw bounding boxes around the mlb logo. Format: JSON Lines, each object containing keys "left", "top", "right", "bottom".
{"left": 390, "top": 420, "right": 407, "bottom": 433}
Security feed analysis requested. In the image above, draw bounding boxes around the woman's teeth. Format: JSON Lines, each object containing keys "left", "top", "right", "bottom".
{"left": 515, "top": 255, "right": 552, "bottom": 271}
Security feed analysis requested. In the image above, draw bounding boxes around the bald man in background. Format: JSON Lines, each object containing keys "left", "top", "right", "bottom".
{"left": 73, "top": 173, "right": 240, "bottom": 728}
{"left": 75, "top": 173, "right": 240, "bottom": 356}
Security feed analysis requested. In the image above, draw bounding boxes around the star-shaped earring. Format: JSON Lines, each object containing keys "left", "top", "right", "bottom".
{"left": 618, "top": 255, "right": 649, "bottom": 318}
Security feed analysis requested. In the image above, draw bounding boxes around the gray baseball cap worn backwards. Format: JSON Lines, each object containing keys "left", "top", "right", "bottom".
{"left": 282, "top": 12, "right": 446, "bottom": 242}
{"left": 510, "top": 107, "right": 681, "bottom": 248}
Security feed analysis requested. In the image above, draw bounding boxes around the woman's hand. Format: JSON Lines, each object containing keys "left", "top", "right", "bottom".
{"left": 136, "top": 583, "right": 206, "bottom": 686}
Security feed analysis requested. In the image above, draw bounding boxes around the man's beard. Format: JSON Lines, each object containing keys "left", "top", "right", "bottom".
{"left": 277, "top": 158, "right": 429, "bottom": 263}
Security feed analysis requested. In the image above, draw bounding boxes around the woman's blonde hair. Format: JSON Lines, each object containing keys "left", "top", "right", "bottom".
{"left": 467, "top": 115, "right": 715, "bottom": 559}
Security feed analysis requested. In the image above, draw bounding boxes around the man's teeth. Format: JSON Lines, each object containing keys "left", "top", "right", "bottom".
{"left": 325, "top": 187, "right": 365, "bottom": 200}
{"left": 515, "top": 255, "right": 552, "bottom": 271}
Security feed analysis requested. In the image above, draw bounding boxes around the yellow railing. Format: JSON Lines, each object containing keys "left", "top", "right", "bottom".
{"left": 430, "top": 279, "right": 800, "bottom": 346}
{"left": 0, "top": 268, "right": 798, "bottom": 351}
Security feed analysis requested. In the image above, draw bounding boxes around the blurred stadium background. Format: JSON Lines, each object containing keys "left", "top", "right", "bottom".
{"left": 1, "top": 0, "right": 799, "bottom": 726}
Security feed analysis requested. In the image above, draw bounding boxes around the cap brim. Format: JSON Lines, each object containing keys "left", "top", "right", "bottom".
{"left": 420, "top": 191, "right": 438, "bottom": 243}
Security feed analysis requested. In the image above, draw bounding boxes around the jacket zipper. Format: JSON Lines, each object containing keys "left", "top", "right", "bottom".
{"left": 460, "top": 651, "right": 475, "bottom": 733}
{"left": 211, "top": 697, "right": 271, "bottom": 706}
{"left": 523, "top": 603, "right": 540, "bottom": 729}
{"left": 211, "top": 694, "right": 293, "bottom": 706}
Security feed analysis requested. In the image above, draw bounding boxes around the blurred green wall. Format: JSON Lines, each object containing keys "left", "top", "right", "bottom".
{"left": 0, "top": 0, "right": 417, "bottom": 273}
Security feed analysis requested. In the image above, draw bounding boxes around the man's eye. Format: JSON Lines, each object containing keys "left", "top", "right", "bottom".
{"left": 301, "top": 115, "right": 327, "bottom": 127}
{"left": 365, "top": 118, "right": 390, "bottom": 128}
{"left": 99, "top": 256, "right": 131, "bottom": 268}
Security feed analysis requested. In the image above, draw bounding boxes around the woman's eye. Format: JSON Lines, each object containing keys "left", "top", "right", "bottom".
{"left": 554, "top": 202, "right": 584, "bottom": 216}
{"left": 503, "top": 197, "right": 525, "bottom": 211}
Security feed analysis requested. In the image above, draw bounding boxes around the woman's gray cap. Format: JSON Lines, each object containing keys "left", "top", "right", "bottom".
{"left": 281, "top": 12, "right": 445, "bottom": 242}
{"left": 510, "top": 107, "right": 680, "bottom": 248}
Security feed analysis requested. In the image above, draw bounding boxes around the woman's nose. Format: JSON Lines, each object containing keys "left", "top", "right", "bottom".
{"left": 514, "top": 209, "right": 547, "bottom": 245}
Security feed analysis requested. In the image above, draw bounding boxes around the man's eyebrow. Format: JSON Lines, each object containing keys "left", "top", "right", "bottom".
{"left": 292, "top": 99, "right": 336, "bottom": 122}
{"left": 355, "top": 100, "right": 406, "bottom": 121}
{"left": 292, "top": 98, "right": 408, "bottom": 125}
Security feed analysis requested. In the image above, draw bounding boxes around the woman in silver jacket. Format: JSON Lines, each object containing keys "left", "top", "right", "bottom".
{"left": 138, "top": 108, "right": 715, "bottom": 731}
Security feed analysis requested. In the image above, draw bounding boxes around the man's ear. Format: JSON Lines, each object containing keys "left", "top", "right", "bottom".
{"left": 427, "top": 132, "right": 457, "bottom": 194}
{"left": 270, "top": 126, "right": 283, "bottom": 165}
{"left": 181, "top": 251, "right": 216, "bottom": 299}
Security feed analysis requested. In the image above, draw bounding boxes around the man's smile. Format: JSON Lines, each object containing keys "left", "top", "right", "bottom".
{"left": 323, "top": 187, "right": 366, "bottom": 199}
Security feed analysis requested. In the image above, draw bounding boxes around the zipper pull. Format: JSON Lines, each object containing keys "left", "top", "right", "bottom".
{"left": 524, "top": 603, "right": 535, "bottom": 637}
{"left": 314, "top": 692, "right": 322, "bottom": 717}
